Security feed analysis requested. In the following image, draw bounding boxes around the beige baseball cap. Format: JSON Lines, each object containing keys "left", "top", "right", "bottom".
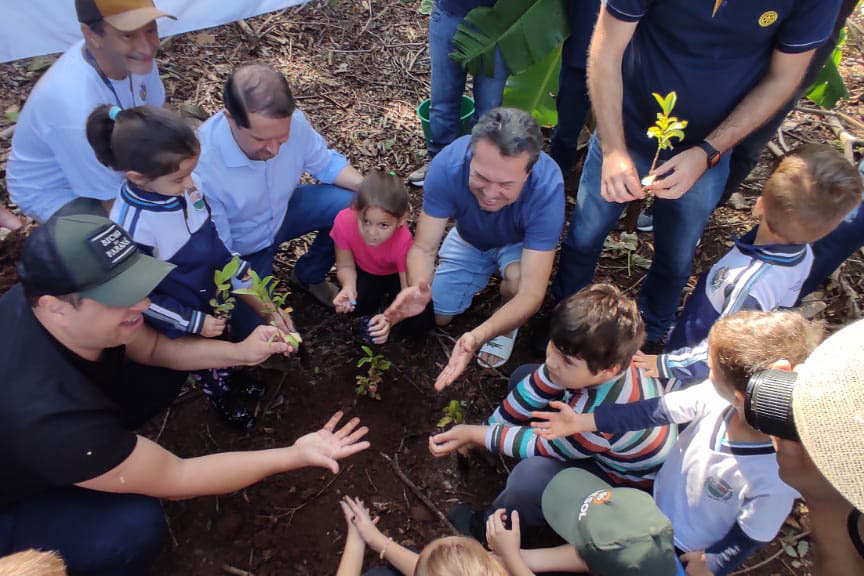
{"left": 793, "top": 319, "right": 864, "bottom": 510}
{"left": 76, "top": 0, "right": 176, "bottom": 32}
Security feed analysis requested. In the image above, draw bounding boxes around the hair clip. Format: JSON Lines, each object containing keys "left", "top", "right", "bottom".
{"left": 108, "top": 106, "right": 122, "bottom": 121}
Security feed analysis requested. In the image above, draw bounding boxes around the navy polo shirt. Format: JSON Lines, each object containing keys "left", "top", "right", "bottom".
{"left": 607, "top": 0, "right": 841, "bottom": 158}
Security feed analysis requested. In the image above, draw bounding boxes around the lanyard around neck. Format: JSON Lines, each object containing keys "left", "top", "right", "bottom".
{"left": 82, "top": 47, "right": 134, "bottom": 109}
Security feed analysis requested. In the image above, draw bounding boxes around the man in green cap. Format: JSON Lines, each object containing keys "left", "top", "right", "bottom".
{"left": 0, "top": 214, "right": 371, "bottom": 574}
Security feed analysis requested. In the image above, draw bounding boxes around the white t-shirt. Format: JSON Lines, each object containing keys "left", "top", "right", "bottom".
{"left": 653, "top": 381, "right": 799, "bottom": 551}
{"left": 7, "top": 40, "right": 165, "bottom": 221}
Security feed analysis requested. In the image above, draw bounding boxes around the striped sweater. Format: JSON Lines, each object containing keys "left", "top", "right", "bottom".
{"left": 486, "top": 363, "right": 676, "bottom": 485}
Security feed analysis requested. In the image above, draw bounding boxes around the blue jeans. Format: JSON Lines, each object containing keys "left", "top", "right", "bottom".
{"left": 548, "top": 0, "right": 600, "bottom": 174}
{"left": 552, "top": 133, "right": 731, "bottom": 340}
{"left": 800, "top": 201, "right": 864, "bottom": 299}
{"left": 0, "top": 487, "right": 165, "bottom": 576}
{"left": 232, "top": 183, "right": 353, "bottom": 339}
{"left": 428, "top": 5, "right": 509, "bottom": 157}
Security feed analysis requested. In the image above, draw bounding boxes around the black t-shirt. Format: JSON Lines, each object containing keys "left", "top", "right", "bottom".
{"left": 850, "top": 509, "right": 864, "bottom": 560}
{"left": 0, "top": 285, "right": 137, "bottom": 507}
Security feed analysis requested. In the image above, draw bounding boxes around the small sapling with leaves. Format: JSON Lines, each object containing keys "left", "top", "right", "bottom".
{"left": 437, "top": 400, "right": 466, "bottom": 428}
{"left": 355, "top": 345, "right": 391, "bottom": 400}
{"left": 233, "top": 270, "right": 302, "bottom": 347}
{"left": 210, "top": 256, "right": 240, "bottom": 320}
{"left": 642, "top": 91, "right": 688, "bottom": 187}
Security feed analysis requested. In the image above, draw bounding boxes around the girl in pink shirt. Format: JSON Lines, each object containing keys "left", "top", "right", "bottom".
{"left": 331, "top": 171, "right": 430, "bottom": 343}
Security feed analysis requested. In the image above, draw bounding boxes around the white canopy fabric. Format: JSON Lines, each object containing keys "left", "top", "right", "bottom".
{"left": 0, "top": 0, "right": 309, "bottom": 63}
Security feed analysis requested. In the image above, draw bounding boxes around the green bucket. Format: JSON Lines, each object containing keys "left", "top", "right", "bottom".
{"left": 416, "top": 96, "right": 475, "bottom": 148}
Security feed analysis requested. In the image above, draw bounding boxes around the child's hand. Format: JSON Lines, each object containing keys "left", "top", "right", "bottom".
{"left": 633, "top": 351, "right": 660, "bottom": 378}
{"left": 486, "top": 509, "right": 522, "bottom": 564}
{"left": 530, "top": 401, "right": 596, "bottom": 439}
{"left": 333, "top": 287, "right": 357, "bottom": 313}
{"left": 340, "top": 496, "right": 389, "bottom": 552}
{"left": 428, "top": 424, "right": 480, "bottom": 457}
{"left": 201, "top": 314, "right": 226, "bottom": 337}
{"left": 368, "top": 314, "right": 390, "bottom": 344}
{"left": 680, "top": 551, "right": 712, "bottom": 576}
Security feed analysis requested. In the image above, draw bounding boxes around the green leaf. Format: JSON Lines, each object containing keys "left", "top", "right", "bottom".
{"left": 647, "top": 126, "right": 663, "bottom": 139}
{"left": 437, "top": 416, "right": 453, "bottom": 428}
{"left": 357, "top": 357, "right": 371, "bottom": 367}
{"left": 797, "top": 541, "right": 809, "bottom": 558}
{"left": 450, "top": 0, "right": 570, "bottom": 77}
{"left": 805, "top": 49, "right": 848, "bottom": 109}
{"left": 418, "top": 0, "right": 435, "bottom": 15}
{"left": 27, "top": 55, "right": 56, "bottom": 74}
{"left": 4, "top": 105, "right": 19, "bottom": 124}
{"left": 663, "top": 91, "right": 677, "bottom": 116}
{"left": 232, "top": 288, "right": 257, "bottom": 296}
{"left": 378, "top": 360, "right": 392, "bottom": 371}
{"left": 502, "top": 44, "right": 562, "bottom": 126}
{"left": 361, "top": 345, "right": 374, "bottom": 357}
{"left": 652, "top": 92, "right": 666, "bottom": 113}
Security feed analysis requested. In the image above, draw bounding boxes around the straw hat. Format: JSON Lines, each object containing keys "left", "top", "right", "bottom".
{"left": 793, "top": 318, "right": 864, "bottom": 510}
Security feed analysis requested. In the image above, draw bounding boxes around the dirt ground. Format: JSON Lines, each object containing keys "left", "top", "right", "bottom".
{"left": 2, "top": 1, "right": 864, "bottom": 575}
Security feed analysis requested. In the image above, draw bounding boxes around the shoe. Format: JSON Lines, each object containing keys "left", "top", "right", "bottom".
{"left": 447, "top": 503, "right": 488, "bottom": 546}
{"left": 290, "top": 269, "right": 338, "bottom": 308}
{"left": 209, "top": 396, "right": 255, "bottom": 430}
{"left": 636, "top": 205, "right": 654, "bottom": 232}
{"left": 408, "top": 164, "right": 428, "bottom": 187}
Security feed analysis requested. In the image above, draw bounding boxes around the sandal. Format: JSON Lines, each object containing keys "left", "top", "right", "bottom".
{"left": 477, "top": 328, "right": 519, "bottom": 369}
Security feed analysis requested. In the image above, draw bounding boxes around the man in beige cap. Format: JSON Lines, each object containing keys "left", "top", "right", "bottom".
{"left": 6, "top": 0, "right": 175, "bottom": 222}
{"left": 767, "top": 319, "right": 864, "bottom": 576}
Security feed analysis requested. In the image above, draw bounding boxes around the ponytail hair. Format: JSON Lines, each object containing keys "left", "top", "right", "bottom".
{"left": 86, "top": 105, "right": 200, "bottom": 180}
{"left": 354, "top": 170, "right": 409, "bottom": 219}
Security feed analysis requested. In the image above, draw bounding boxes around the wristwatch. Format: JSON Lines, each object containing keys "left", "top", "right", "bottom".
{"left": 697, "top": 140, "right": 721, "bottom": 169}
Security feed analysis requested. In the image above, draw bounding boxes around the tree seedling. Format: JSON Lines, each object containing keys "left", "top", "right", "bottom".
{"left": 210, "top": 255, "right": 241, "bottom": 319}
{"left": 233, "top": 270, "right": 302, "bottom": 348}
{"left": 437, "top": 400, "right": 466, "bottom": 428}
{"left": 642, "top": 91, "right": 688, "bottom": 187}
{"left": 355, "top": 345, "right": 391, "bottom": 400}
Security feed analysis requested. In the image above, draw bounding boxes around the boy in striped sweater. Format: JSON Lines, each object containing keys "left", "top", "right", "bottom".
{"left": 635, "top": 145, "right": 861, "bottom": 390}
{"left": 429, "top": 284, "right": 675, "bottom": 545}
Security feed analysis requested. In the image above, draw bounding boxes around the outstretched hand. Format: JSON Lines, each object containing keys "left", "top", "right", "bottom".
{"left": 530, "top": 401, "right": 595, "bottom": 439}
{"left": 486, "top": 509, "right": 522, "bottom": 562}
{"left": 434, "top": 332, "right": 479, "bottom": 392}
{"left": 633, "top": 351, "right": 660, "bottom": 378}
{"left": 383, "top": 281, "right": 432, "bottom": 325}
{"left": 294, "top": 411, "right": 370, "bottom": 474}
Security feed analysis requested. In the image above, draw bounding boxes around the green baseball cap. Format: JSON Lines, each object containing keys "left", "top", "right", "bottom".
{"left": 19, "top": 214, "right": 174, "bottom": 307}
{"left": 542, "top": 469, "right": 678, "bottom": 576}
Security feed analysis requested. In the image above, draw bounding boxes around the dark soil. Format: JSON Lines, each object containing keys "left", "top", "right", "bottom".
{"left": 2, "top": 1, "right": 863, "bottom": 574}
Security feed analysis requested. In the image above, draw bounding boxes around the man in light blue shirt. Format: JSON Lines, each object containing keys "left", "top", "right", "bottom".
{"left": 196, "top": 63, "right": 363, "bottom": 339}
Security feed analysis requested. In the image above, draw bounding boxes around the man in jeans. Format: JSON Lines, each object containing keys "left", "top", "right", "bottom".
{"left": 551, "top": 0, "right": 841, "bottom": 348}
{"left": 195, "top": 63, "right": 364, "bottom": 339}
{"left": 409, "top": 0, "right": 508, "bottom": 186}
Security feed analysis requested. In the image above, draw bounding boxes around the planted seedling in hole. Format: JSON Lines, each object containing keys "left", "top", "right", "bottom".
{"left": 438, "top": 400, "right": 466, "bottom": 428}
{"left": 210, "top": 255, "right": 240, "bottom": 319}
{"left": 233, "top": 270, "right": 302, "bottom": 348}
{"left": 642, "top": 91, "right": 688, "bottom": 188}
{"left": 355, "top": 345, "right": 391, "bottom": 400}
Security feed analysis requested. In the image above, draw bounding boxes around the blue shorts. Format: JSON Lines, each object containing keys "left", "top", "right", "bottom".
{"left": 432, "top": 228, "right": 523, "bottom": 316}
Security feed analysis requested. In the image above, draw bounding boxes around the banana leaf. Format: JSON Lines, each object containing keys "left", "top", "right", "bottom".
{"left": 450, "top": 0, "right": 569, "bottom": 78}
{"left": 805, "top": 28, "right": 848, "bottom": 110}
{"left": 502, "top": 44, "right": 561, "bottom": 127}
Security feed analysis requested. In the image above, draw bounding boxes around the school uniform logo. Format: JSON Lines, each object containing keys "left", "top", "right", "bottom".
{"left": 759, "top": 11, "right": 779, "bottom": 27}
{"left": 705, "top": 476, "right": 733, "bottom": 502}
{"left": 188, "top": 188, "right": 206, "bottom": 211}
{"left": 139, "top": 83, "right": 148, "bottom": 102}
{"left": 710, "top": 266, "right": 728, "bottom": 291}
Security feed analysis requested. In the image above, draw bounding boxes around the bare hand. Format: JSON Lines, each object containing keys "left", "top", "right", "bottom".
{"left": 239, "top": 325, "right": 292, "bottom": 364}
{"left": 428, "top": 424, "right": 476, "bottom": 457}
{"left": 293, "top": 411, "right": 370, "bottom": 473}
{"left": 680, "top": 551, "right": 712, "bottom": 576}
{"left": 0, "top": 206, "right": 22, "bottom": 232}
{"left": 340, "top": 496, "right": 389, "bottom": 551}
{"left": 339, "top": 496, "right": 365, "bottom": 546}
{"left": 633, "top": 351, "right": 660, "bottom": 378}
{"left": 530, "top": 401, "right": 595, "bottom": 439}
{"left": 333, "top": 287, "right": 357, "bottom": 313}
{"left": 434, "top": 332, "right": 479, "bottom": 392}
{"left": 368, "top": 314, "right": 390, "bottom": 344}
{"left": 201, "top": 314, "right": 226, "bottom": 338}
{"left": 601, "top": 148, "right": 644, "bottom": 203}
{"left": 647, "top": 147, "right": 708, "bottom": 200}
{"left": 383, "top": 281, "right": 432, "bottom": 324}
{"left": 486, "top": 509, "right": 522, "bottom": 562}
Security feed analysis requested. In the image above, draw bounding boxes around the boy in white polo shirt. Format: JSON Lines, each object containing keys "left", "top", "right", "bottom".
{"left": 532, "top": 311, "right": 823, "bottom": 575}
{"left": 6, "top": 0, "right": 174, "bottom": 221}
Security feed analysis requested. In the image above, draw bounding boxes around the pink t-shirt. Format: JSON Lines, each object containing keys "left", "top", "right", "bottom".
{"left": 330, "top": 207, "right": 412, "bottom": 276}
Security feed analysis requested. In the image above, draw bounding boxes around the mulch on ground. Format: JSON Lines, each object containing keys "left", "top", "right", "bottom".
{"left": 2, "top": 1, "right": 864, "bottom": 574}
